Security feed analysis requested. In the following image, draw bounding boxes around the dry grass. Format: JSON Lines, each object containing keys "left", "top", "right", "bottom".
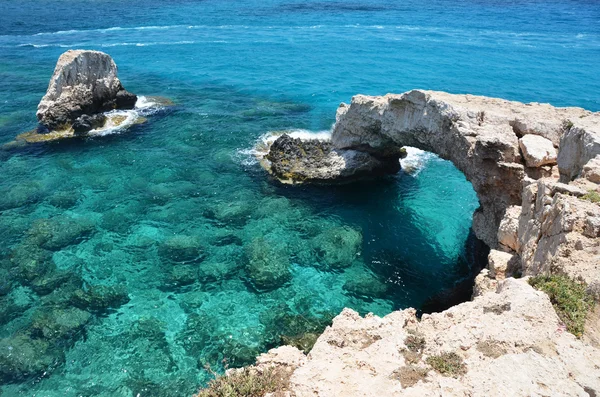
{"left": 426, "top": 352, "right": 466, "bottom": 377}
{"left": 391, "top": 365, "right": 429, "bottom": 388}
{"left": 194, "top": 366, "right": 292, "bottom": 397}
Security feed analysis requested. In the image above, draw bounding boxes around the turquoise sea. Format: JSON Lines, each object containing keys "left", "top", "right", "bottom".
{"left": 0, "top": 0, "right": 599, "bottom": 395}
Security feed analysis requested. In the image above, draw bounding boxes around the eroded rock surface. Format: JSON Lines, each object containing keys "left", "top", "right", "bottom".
{"left": 36, "top": 50, "right": 137, "bottom": 132}
{"left": 265, "top": 134, "right": 403, "bottom": 183}
{"left": 242, "top": 279, "right": 600, "bottom": 396}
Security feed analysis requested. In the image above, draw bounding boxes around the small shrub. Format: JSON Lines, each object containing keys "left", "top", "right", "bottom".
{"left": 561, "top": 119, "right": 574, "bottom": 132}
{"left": 401, "top": 333, "right": 426, "bottom": 364}
{"left": 194, "top": 367, "right": 292, "bottom": 397}
{"left": 582, "top": 190, "right": 600, "bottom": 204}
{"left": 426, "top": 352, "right": 466, "bottom": 377}
{"left": 529, "top": 275, "right": 594, "bottom": 338}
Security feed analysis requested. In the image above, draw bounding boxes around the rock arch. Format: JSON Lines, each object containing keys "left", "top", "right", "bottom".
{"left": 330, "top": 89, "right": 599, "bottom": 248}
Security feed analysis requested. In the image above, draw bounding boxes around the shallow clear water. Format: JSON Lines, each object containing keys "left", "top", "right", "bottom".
{"left": 0, "top": 0, "right": 598, "bottom": 395}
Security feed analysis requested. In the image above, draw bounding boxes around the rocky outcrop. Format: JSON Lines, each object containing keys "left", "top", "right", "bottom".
{"left": 36, "top": 50, "right": 137, "bottom": 133}
{"left": 265, "top": 134, "right": 405, "bottom": 183}
{"left": 239, "top": 278, "right": 600, "bottom": 396}
{"left": 517, "top": 179, "right": 600, "bottom": 284}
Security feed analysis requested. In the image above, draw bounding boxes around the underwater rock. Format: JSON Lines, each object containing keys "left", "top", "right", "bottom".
{"left": 244, "top": 237, "right": 291, "bottom": 291}
{"left": 0, "top": 268, "right": 12, "bottom": 296}
{"left": 281, "top": 332, "right": 320, "bottom": 354}
{"left": 176, "top": 313, "right": 215, "bottom": 358}
{"left": 158, "top": 235, "right": 204, "bottom": 264}
{"left": 26, "top": 216, "right": 95, "bottom": 251}
{"left": 264, "top": 134, "right": 403, "bottom": 183}
{"left": 260, "top": 308, "right": 334, "bottom": 353}
{"left": 29, "top": 270, "right": 75, "bottom": 296}
{"left": 197, "top": 245, "right": 244, "bottom": 282}
{"left": 47, "top": 190, "right": 80, "bottom": 209}
{"left": 168, "top": 265, "right": 198, "bottom": 287}
{"left": 312, "top": 226, "right": 362, "bottom": 270}
{"left": 0, "top": 333, "right": 63, "bottom": 384}
{"left": 204, "top": 199, "right": 254, "bottom": 226}
{"left": 30, "top": 306, "right": 91, "bottom": 342}
{"left": 70, "top": 284, "right": 130, "bottom": 313}
{"left": 36, "top": 50, "right": 137, "bottom": 132}
{"left": 9, "top": 243, "right": 54, "bottom": 283}
{"left": 342, "top": 264, "right": 388, "bottom": 299}
{"left": 0, "top": 182, "right": 44, "bottom": 211}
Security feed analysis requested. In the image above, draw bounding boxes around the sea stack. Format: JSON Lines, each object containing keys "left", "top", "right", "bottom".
{"left": 36, "top": 50, "right": 137, "bottom": 133}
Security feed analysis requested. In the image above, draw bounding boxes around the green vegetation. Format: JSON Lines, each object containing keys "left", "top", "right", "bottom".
{"left": 426, "top": 352, "right": 466, "bottom": 377}
{"left": 194, "top": 367, "right": 291, "bottom": 397}
{"left": 581, "top": 190, "right": 600, "bottom": 204}
{"left": 529, "top": 275, "right": 595, "bottom": 338}
{"left": 561, "top": 119, "right": 574, "bottom": 132}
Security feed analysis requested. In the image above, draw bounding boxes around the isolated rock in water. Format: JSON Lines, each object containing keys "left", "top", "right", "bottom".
{"left": 36, "top": 50, "right": 137, "bottom": 132}
{"left": 265, "top": 134, "right": 404, "bottom": 183}
{"left": 518, "top": 134, "right": 557, "bottom": 167}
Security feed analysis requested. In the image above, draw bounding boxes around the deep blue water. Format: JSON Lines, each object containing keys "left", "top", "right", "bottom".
{"left": 0, "top": 0, "right": 598, "bottom": 395}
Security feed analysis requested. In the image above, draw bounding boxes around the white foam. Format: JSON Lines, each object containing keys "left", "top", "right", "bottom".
{"left": 400, "top": 147, "right": 435, "bottom": 176}
{"left": 86, "top": 96, "right": 165, "bottom": 136}
{"left": 238, "top": 129, "right": 331, "bottom": 166}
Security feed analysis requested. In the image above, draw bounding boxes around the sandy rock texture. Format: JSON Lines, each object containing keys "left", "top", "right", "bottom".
{"left": 36, "top": 50, "right": 137, "bottom": 132}
{"left": 257, "top": 278, "right": 600, "bottom": 397}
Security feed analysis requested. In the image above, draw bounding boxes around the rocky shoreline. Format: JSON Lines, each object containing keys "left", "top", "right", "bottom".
{"left": 236, "top": 90, "right": 600, "bottom": 396}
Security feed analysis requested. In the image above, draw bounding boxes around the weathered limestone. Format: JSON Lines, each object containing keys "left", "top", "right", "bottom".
{"left": 258, "top": 278, "right": 600, "bottom": 396}
{"left": 518, "top": 134, "right": 557, "bottom": 167}
{"left": 582, "top": 155, "right": 600, "bottom": 183}
{"left": 497, "top": 205, "right": 521, "bottom": 252}
{"left": 517, "top": 179, "right": 600, "bottom": 285}
{"left": 487, "top": 250, "right": 515, "bottom": 279}
{"left": 36, "top": 50, "right": 137, "bottom": 132}
{"left": 557, "top": 120, "right": 600, "bottom": 182}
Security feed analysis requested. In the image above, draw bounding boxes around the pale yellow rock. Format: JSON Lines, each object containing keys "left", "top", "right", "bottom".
{"left": 518, "top": 134, "right": 557, "bottom": 167}
{"left": 582, "top": 155, "right": 600, "bottom": 184}
{"left": 497, "top": 205, "right": 521, "bottom": 252}
{"left": 279, "top": 279, "right": 600, "bottom": 397}
{"left": 487, "top": 250, "right": 514, "bottom": 279}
